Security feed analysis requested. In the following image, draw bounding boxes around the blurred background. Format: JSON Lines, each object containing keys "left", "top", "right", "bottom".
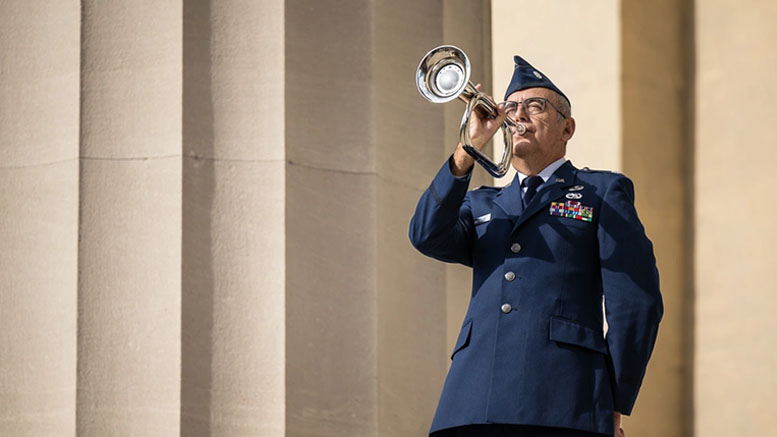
{"left": 1, "top": 0, "right": 775, "bottom": 436}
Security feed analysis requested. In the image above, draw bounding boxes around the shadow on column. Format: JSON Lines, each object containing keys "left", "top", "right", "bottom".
{"left": 181, "top": 0, "right": 215, "bottom": 435}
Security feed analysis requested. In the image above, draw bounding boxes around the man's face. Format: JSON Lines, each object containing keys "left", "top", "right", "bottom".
{"left": 505, "top": 87, "right": 574, "bottom": 163}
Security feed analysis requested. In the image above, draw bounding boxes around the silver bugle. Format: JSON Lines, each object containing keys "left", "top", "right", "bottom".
{"left": 416, "top": 45, "right": 525, "bottom": 177}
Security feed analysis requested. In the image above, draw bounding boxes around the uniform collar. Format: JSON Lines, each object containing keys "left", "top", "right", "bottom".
{"left": 494, "top": 160, "right": 577, "bottom": 227}
{"left": 515, "top": 156, "right": 567, "bottom": 189}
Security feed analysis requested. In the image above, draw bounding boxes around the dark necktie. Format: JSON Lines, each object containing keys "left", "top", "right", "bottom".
{"left": 522, "top": 175, "right": 543, "bottom": 207}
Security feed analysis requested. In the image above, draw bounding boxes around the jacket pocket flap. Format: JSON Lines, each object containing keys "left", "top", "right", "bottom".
{"left": 549, "top": 316, "right": 606, "bottom": 354}
{"left": 451, "top": 319, "right": 473, "bottom": 359}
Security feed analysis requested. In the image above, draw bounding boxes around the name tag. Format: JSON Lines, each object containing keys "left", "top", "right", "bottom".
{"left": 474, "top": 213, "right": 491, "bottom": 225}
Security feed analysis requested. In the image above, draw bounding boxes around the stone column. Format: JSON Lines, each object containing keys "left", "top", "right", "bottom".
{"left": 0, "top": 1, "right": 79, "bottom": 435}
{"left": 77, "top": 2, "right": 182, "bottom": 435}
{"left": 493, "top": 0, "right": 622, "bottom": 172}
{"left": 286, "top": 0, "right": 490, "bottom": 434}
{"left": 620, "top": 1, "right": 691, "bottom": 435}
{"left": 285, "top": 1, "right": 378, "bottom": 434}
{"left": 181, "top": 0, "right": 285, "bottom": 435}
{"left": 695, "top": 1, "right": 777, "bottom": 434}
{"left": 373, "top": 1, "right": 494, "bottom": 435}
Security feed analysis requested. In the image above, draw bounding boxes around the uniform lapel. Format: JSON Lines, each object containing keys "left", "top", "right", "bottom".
{"left": 493, "top": 173, "right": 523, "bottom": 222}
{"left": 512, "top": 161, "right": 577, "bottom": 232}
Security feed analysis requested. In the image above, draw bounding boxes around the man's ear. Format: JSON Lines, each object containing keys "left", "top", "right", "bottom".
{"left": 562, "top": 117, "right": 576, "bottom": 142}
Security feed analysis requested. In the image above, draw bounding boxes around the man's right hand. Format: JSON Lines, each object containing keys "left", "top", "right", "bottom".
{"left": 450, "top": 84, "right": 507, "bottom": 177}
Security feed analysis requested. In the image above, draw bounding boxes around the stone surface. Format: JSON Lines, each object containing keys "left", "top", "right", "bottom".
{"left": 77, "top": 159, "right": 181, "bottom": 436}
{"left": 0, "top": 164, "right": 78, "bottom": 435}
{"left": 77, "top": 2, "right": 182, "bottom": 434}
{"left": 0, "top": 1, "right": 79, "bottom": 435}
{"left": 695, "top": 1, "right": 777, "bottom": 435}
{"left": 285, "top": 0, "right": 374, "bottom": 175}
{"left": 492, "top": 0, "right": 621, "bottom": 185}
{"left": 621, "top": 1, "right": 690, "bottom": 435}
{"left": 181, "top": 1, "right": 285, "bottom": 435}
{"left": 285, "top": 3, "right": 379, "bottom": 435}
{"left": 79, "top": 2, "right": 182, "bottom": 159}
{"left": 285, "top": 165, "right": 378, "bottom": 436}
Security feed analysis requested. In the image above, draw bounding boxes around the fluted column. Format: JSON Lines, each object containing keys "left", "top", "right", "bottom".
{"left": 374, "top": 1, "right": 494, "bottom": 435}
{"left": 373, "top": 2, "right": 449, "bottom": 435}
{"left": 77, "top": 2, "right": 182, "bottom": 435}
{"left": 0, "top": 2, "right": 80, "bottom": 435}
{"left": 285, "top": 0, "right": 489, "bottom": 434}
{"left": 285, "top": 1, "right": 378, "bottom": 434}
{"left": 620, "top": 1, "right": 691, "bottom": 435}
{"left": 181, "top": 0, "right": 285, "bottom": 435}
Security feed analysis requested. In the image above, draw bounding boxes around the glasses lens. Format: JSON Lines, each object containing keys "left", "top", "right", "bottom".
{"left": 503, "top": 99, "right": 547, "bottom": 120}
{"left": 524, "top": 98, "right": 546, "bottom": 115}
{"left": 501, "top": 101, "right": 516, "bottom": 120}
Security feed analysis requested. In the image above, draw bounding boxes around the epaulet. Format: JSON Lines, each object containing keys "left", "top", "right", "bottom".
{"left": 472, "top": 185, "right": 503, "bottom": 191}
{"left": 579, "top": 166, "right": 620, "bottom": 175}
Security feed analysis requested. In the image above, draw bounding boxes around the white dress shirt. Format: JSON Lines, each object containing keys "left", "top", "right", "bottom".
{"left": 516, "top": 156, "right": 567, "bottom": 195}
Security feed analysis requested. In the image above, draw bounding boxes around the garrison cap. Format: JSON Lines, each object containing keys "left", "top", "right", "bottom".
{"left": 504, "top": 55, "right": 569, "bottom": 105}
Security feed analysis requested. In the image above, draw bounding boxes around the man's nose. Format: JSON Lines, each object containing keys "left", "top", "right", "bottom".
{"left": 516, "top": 103, "right": 530, "bottom": 122}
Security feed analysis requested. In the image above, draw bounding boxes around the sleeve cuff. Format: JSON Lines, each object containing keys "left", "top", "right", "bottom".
{"left": 613, "top": 380, "right": 641, "bottom": 415}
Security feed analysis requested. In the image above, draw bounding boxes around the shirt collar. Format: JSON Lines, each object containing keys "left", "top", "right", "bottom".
{"left": 516, "top": 156, "right": 567, "bottom": 188}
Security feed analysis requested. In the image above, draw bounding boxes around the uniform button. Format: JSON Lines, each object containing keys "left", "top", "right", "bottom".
{"left": 501, "top": 303, "right": 512, "bottom": 314}
{"left": 510, "top": 243, "right": 522, "bottom": 253}
{"left": 504, "top": 271, "right": 516, "bottom": 281}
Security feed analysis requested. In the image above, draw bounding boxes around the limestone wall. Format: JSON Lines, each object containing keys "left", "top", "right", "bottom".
{"left": 0, "top": 1, "right": 79, "bottom": 434}
{"left": 695, "top": 1, "right": 777, "bottom": 434}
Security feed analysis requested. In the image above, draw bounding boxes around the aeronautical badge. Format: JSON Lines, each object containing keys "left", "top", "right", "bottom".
{"left": 565, "top": 192, "right": 582, "bottom": 200}
{"left": 549, "top": 200, "right": 594, "bottom": 222}
{"left": 568, "top": 185, "right": 584, "bottom": 191}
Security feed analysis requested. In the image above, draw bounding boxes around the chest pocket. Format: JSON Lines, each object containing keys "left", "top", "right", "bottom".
{"left": 546, "top": 214, "right": 593, "bottom": 232}
{"left": 543, "top": 199, "right": 597, "bottom": 240}
{"left": 547, "top": 196, "right": 597, "bottom": 229}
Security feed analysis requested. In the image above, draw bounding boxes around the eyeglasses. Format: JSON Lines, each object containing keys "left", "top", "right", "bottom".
{"left": 503, "top": 97, "right": 567, "bottom": 120}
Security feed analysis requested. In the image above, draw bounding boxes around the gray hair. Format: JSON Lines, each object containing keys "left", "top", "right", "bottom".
{"left": 554, "top": 93, "right": 571, "bottom": 119}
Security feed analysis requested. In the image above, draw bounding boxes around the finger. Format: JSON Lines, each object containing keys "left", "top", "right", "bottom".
{"left": 493, "top": 102, "right": 508, "bottom": 125}
{"left": 475, "top": 83, "right": 482, "bottom": 91}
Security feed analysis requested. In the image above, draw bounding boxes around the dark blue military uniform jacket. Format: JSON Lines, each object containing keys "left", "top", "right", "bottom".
{"left": 409, "top": 159, "right": 663, "bottom": 436}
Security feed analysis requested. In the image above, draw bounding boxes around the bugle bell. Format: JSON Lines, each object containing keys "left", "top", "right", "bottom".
{"left": 415, "top": 45, "right": 526, "bottom": 178}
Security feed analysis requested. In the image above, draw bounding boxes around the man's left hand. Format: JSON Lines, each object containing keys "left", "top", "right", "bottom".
{"left": 614, "top": 411, "right": 625, "bottom": 437}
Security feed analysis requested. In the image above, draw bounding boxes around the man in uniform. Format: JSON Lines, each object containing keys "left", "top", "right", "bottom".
{"left": 409, "top": 55, "right": 663, "bottom": 437}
